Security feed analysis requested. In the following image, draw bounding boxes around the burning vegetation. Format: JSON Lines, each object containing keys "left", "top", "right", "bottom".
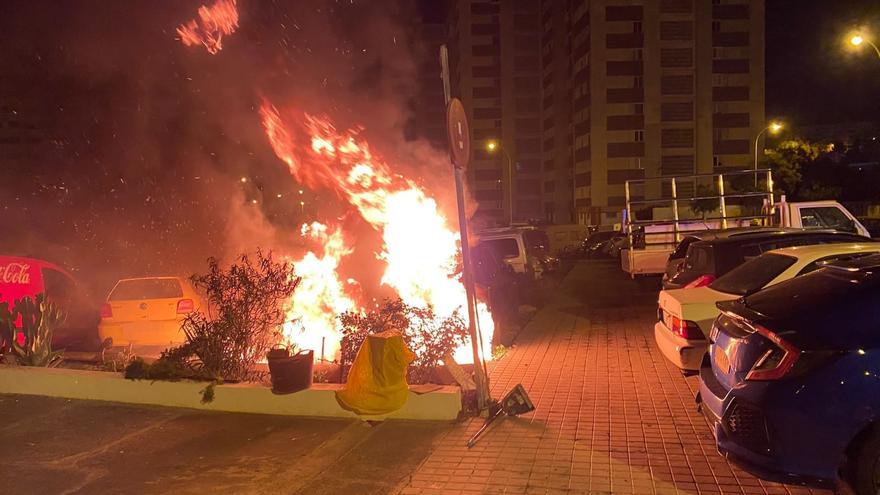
{"left": 261, "top": 104, "right": 494, "bottom": 364}
{"left": 176, "top": 0, "right": 239, "bottom": 55}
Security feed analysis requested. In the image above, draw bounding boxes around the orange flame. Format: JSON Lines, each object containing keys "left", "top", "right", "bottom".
{"left": 176, "top": 0, "right": 239, "bottom": 55}
{"left": 261, "top": 102, "right": 493, "bottom": 364}
{"left": 283, "top": 222, "right": 356, "bottom": 361}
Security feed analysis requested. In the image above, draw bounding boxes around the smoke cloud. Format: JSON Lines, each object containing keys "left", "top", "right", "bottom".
{"left": 0, "top": 0, "right": 452, "bottom": 300}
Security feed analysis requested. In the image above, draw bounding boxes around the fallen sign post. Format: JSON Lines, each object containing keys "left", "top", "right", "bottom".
{"left": 467, "top": 384, "right": 535, "bottom": 448}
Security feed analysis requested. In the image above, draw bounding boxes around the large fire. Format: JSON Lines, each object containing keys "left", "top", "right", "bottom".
{"left": 176, "top": 0, "right": 239, "bottom": 55}
{"left": 261, "top": 103, "right": 493, "bottom": 364}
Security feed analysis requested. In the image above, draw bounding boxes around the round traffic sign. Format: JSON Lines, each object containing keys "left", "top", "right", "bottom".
{"left": 446, "top": 98, "right": 471, "bottom": 169}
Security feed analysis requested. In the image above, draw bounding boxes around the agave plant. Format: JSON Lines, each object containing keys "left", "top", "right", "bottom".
{"left": 5, "top": 294, "right": 66, "bottom": 367}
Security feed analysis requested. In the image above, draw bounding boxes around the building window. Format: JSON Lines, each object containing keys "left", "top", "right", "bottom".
{"left": 634, "top": 48, "right": 644, "bottom": 61}
{"left": 634, "top": 103, "right": 644, "bottom": 115}
{"left": 713, "top": 155, "right": 722, "bottom": 167}
{"left": 633, "top": 76, "right": 643, "bottom": 88}
{"left": 633, "top": 21, "right": 643, "bottom": 34}
{"left": 634, "top": 130, "right": 644, "bottom": 142}
{"left": 712, "top": 21, "right": 721, "bottom": 33}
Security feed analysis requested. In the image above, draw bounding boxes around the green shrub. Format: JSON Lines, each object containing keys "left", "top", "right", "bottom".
{"left": 161, "top": 250, "right": 300, "bottom": 382}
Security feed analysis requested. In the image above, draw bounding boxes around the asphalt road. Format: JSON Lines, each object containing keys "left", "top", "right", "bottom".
{"left": 0, "top": 394, "right": 447, "bottom": 495}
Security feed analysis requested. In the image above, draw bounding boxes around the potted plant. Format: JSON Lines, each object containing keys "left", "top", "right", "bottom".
{"left": 266, "top": 345, "right": 314, "bottom": 394}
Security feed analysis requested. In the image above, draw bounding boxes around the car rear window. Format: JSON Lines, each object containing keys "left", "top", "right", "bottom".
{"left": 484, "top": 238, "right": 520, "bottom": 259}
{"left": 736, "top": 268, "right": 880, "bottom": 349}
{"left": 685, "top": 244, "right": 714, "bottom": 273}
{"left": 110, "top": 279, "right": 183, "bottom": 301}
{"left": 709, "top": 253, "right": 797, "bottom": 296}
{"left": 670, "top": 236, "right": 698, "bottom": 259}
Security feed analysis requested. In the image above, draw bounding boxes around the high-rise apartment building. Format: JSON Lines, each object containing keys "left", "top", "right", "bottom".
{"left": 447, "top": 0, "right": 543, "bottom": 228}
{"left": 442, "top": 0, "right": 765, "bottom": 227}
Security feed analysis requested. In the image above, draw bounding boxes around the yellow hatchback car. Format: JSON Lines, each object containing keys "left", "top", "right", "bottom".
{"left": 98, "top": 277, "right": 203, "bottom": 347}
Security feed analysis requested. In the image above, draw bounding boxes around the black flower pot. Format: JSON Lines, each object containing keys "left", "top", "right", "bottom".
{"left": 267, "top": 349, "right": 314, "bottom": 394}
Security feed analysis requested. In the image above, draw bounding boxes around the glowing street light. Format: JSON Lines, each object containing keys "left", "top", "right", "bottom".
{"left": 849, "top": 33, "right": 880, "bottom": 59}
{"left": 486, "top": 140, "right": 513, "bottom": 225}
{"left": 755, "top": 120, "right": 784, "bottom": 173}
{"left": 240, "top": 177, "right": 248, "bottom": 183}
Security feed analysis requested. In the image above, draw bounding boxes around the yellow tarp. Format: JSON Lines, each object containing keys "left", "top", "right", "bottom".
{"left": 336, "top": 330, "right": 415, "bottom": 415}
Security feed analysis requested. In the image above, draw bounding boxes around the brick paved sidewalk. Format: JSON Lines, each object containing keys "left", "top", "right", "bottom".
{"left": 398, "top": 261, "right": 831, "bottom": 495}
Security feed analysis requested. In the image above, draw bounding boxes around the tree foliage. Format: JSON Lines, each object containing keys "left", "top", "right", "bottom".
{"left": 760, "top": 139, "right": 827, "bottom": 197}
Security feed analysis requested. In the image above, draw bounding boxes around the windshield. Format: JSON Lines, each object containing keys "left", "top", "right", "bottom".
{"left": 709, "top": 253, "right": 797, "bottom": 296}
{"left": 110, "top": 278, "right": 183, "bottom": 300}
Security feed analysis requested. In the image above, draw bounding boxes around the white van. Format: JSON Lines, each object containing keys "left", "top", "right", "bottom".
{"left": 477, "top": 227, "right": 555, "bottom": 281}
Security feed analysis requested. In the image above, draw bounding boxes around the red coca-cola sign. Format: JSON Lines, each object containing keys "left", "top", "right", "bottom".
{"left": 0, "top": 263, "right": 31, "bottom": 285}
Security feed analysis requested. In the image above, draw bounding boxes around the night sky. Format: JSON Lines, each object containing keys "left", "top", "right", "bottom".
{"left": 766, "top": 0, "right": 880, "bottom": 126}
{"left": 0, "top": 0, "right": 878, "bottom": 297}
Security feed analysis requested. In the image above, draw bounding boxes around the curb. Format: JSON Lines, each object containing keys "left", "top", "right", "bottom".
{"left": 0, "top": 366, "right": 461, "bottom": 421}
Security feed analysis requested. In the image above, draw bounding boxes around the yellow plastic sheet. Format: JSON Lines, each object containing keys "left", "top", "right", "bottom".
{"left": 336, "top": 330, "right": 415, "bottom": 415}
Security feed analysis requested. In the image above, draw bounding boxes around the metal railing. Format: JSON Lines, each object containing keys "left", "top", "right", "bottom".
{"left": 623, "top": 169, "right": 774, "bottom": 276}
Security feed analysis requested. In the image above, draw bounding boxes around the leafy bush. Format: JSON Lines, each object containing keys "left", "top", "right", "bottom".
{"left": 0, "top": 294, "right": 65, "bottom": 367}
{"left": 160, "top": 250, "right": 300, "bottom": 382}
{"left": 339, "top": 299, "right": 469, "bottom": 384}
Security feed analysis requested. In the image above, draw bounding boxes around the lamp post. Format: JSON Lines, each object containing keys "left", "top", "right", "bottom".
{"left": 754, "top": 121, "right": 784, "bottom": 170}
{"left": 851, "top": 34, "right": 880, "bottom": 59}
{"left": 486, "top": 140, "right": 514, "bottom": 225}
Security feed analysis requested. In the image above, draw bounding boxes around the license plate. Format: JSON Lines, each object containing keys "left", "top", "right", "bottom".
{"left": 713, "top": 347, "right": 730, "bottom": 374}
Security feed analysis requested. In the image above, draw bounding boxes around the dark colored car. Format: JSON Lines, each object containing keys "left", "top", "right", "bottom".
{"left": 582, "top": 230, "right": 618, "bottom": 258}
{"left": 664, "top": 230, "right": 871, "bottom": 289}
{"left": 698, "top": 254, "right": 880, "bottom": 493}
{"left": 662, "top": 227, "right": 791, "bottom": 287}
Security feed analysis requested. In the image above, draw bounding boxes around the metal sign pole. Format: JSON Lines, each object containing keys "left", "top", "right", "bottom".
{"left": 440, "top": 45, "right": 490, "bottom": 411}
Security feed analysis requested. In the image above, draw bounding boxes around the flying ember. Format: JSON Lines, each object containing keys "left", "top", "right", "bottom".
{"left": 176, "top": 0, "right": 239, "bottom": 55}
{"left": 261, "top": 103, "right": 493, "bottom": 364}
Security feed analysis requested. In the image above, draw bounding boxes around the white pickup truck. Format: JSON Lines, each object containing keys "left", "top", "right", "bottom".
{"left": 621, "top": 170, "right": 871, "bottom": 277}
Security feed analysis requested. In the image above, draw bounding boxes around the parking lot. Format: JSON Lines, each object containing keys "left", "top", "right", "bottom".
{"left": 1, "top": 260, "right": 832, "bottom": 494}
{"left": 399, "top": 260, "right": 830, "bottom": 495}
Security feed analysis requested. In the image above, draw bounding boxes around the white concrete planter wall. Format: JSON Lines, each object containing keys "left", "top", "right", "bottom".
{"left": 0, "top": 366, "right": 461, "bottom": 421}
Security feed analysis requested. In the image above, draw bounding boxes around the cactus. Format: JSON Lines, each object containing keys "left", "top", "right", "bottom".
{"left": 3, "top": 294, "right": 66, "bottom": 367}
{"left": 0, "top": 300, "right": 15, "bottom": 352}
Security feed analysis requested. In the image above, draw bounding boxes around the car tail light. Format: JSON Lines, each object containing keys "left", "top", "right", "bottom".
{"left": 176, "top": 299, "right": 195, "bottom": 314}
{"left": 684, "top": 274, "right": 716, "bottom": 289}
{"left": 746, "top": 324, "right": 800, "bottom": 381}
{"left": 100, "top": 303, "right": 113, "bottom": 318}
{"left": 670, "top": 315, "right": 706, "bottom": 340}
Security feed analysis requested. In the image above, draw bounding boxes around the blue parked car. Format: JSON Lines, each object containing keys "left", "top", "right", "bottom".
{"left": 698, "top": 254, "right": 880, "bottom": 493}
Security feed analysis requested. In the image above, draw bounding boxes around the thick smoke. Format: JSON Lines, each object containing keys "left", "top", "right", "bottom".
{"left": 0, "top": 0, "right": 452, "bottom": 300}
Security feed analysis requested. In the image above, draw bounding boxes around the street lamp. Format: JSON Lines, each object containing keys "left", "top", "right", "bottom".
{"left": 755, "top": 121, "right": 784, "bottom": 170}
{"left": 486, "top": 140, "right": 513, "bottom": 225}
{"left": 850, "top": 33, "right": 880, "bottom": 59}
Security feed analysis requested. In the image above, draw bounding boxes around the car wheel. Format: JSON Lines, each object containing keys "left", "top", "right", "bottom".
{"left": 847, "top": 425, "right": 880, "bottom": 495}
